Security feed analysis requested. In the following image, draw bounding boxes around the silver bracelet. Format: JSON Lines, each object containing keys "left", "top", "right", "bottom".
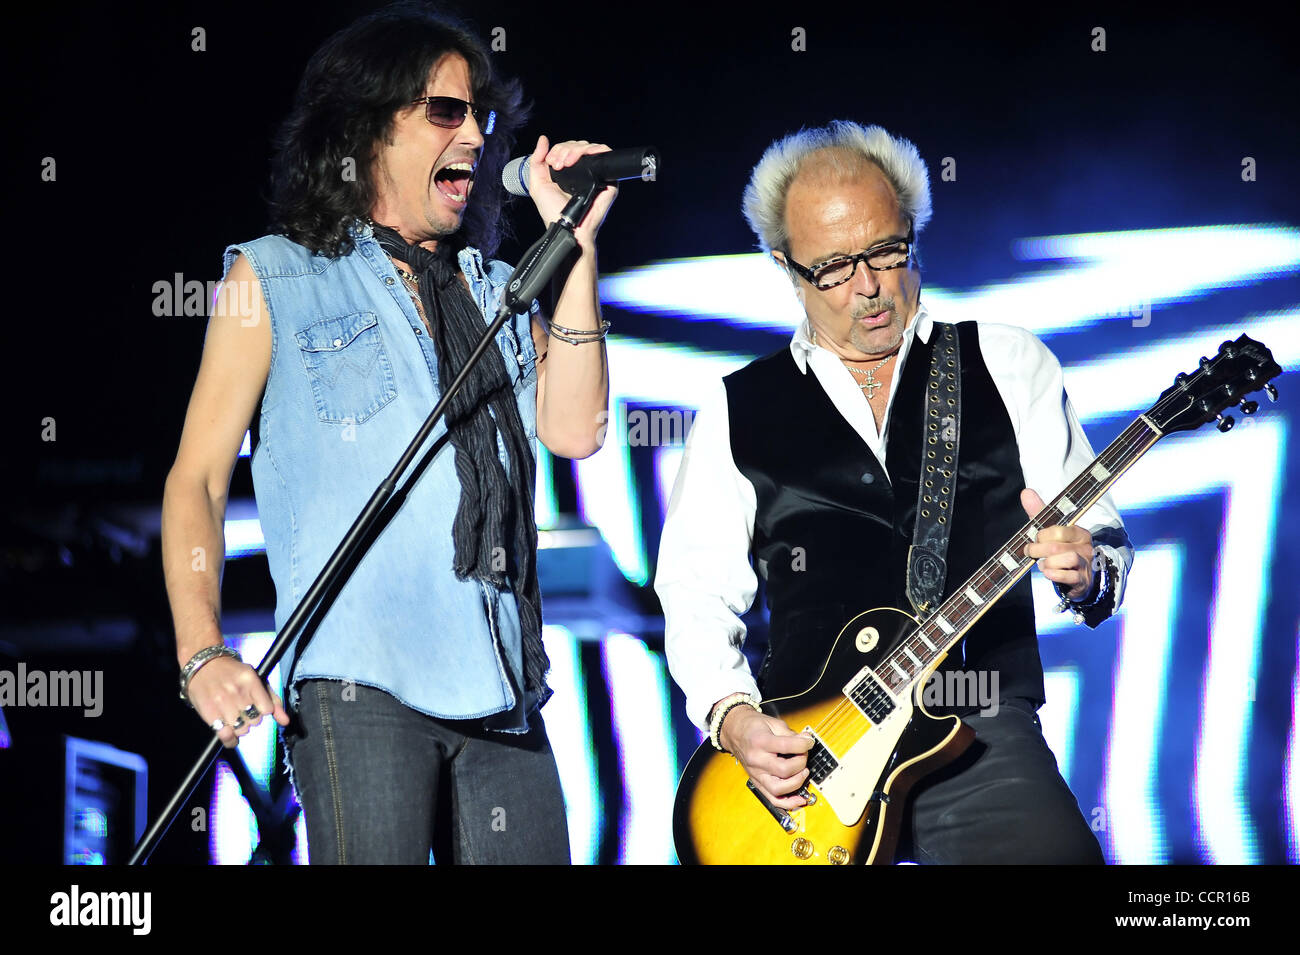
{"left": 547, "top": 319, "right": 610, "bottom": 345}
{"left": 179, "top": 645, "right": 241, "bottom": 707}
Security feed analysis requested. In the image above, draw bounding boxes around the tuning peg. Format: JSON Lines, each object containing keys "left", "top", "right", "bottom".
{"left": 1216, "top": 414, "right": 1235, "bottom": 433}
{"left": 1265, "top": 383, "right": 1279, "bottom": 402}
{"left": 1239, "top": 399, "right": 1258, "bottom": 415}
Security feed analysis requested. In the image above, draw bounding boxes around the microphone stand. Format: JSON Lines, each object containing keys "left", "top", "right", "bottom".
{"left": 129, "top": 181, "right": 604, "bottom": 865}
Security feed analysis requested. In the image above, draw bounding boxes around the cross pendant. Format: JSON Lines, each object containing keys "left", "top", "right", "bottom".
{"left": 862, "top": 374, "right": 882, "bottom": 399}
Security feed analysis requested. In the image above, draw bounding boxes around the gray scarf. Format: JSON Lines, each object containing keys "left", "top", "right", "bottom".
{"left": 372, "top": 223, "right": 550, "bottom": 709}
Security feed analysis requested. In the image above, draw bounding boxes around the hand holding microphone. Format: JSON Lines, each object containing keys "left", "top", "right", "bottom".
{"left": 503, "top": 140, "right": 658, "bottom": 196}
{"left": 504, "top": 136, "right": 657, "bottom": 247}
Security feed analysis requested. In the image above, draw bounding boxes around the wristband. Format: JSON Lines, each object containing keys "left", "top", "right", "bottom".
{"left": 1055, "top": 553, "right": 1114, "bottom": 625}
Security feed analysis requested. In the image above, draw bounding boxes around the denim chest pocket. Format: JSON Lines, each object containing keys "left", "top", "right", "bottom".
{"left": 294, "top": 311, "right": 398, "bottom": 424}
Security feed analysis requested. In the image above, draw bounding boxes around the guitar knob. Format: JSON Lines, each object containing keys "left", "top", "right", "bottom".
{"left": 1216, "top": 414, "right": 1235, "bottom": 433}
{"left": 827, "top": 845, "right": 851, "bottom": 865}
{"left": 1239, "top": 399, "right": 1258, "bottom": 415}
{"left": 790, "top": 837, "right": 814, "bottom": 860}
{"left": 1265, "top": 383, "right": 1279, "bottom": 402}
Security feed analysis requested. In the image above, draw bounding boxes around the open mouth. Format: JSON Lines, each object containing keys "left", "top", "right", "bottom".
{"left": 433, "top": 160, "right": 475, "bottom": 204}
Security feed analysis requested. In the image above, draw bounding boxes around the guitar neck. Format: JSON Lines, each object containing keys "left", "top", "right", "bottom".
{"left": 876, "top": 414, "right": 1163, "bottom": 696}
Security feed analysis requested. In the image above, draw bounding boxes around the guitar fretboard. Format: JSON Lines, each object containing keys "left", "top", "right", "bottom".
{"left": 865, "top": 415, "right": 1162, "bottom": 698}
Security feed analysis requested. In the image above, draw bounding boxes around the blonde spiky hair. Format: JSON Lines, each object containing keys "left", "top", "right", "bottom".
{"left": 742, "top": 120, "right": 932, "bottom": 256}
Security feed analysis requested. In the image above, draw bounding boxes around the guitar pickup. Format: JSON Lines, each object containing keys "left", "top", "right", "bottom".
{"left": 803, "top": 729, "right": 839, "bottom": 786}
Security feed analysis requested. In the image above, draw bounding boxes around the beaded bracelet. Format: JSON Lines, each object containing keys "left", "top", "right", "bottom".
{"left": 709, "top": 693, "right": 762, "bottom": 752}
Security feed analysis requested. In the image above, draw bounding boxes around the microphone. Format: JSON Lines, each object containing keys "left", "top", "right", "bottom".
{"left": 502, "top": 146, "right": 658, "bottom": 197}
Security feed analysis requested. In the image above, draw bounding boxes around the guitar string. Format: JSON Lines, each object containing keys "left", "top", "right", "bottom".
{"left": 808, "top": 418, "right": 1159, "bottom": 750}
{"left": 813, "top": 383, "right": 1213, "bottom": 748}
{"left": 806, "top": 358, "right": 1258, "bottom": 753}
{"left": 810, "top": 422, "right": 1152, "bottom": 750}
{"left": 811, "top": 419, "right": 1154, "bottom": 747}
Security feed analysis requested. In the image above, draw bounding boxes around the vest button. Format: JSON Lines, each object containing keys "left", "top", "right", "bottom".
{"left": 332, "top": 338, "right": 343, "bottom": 347}
{"left": 385, "top": 276, "right": 395, "bottom": 285}
{"left": 415, "top": 327, "right": 422, "bottom": 335}
{"left": 861, "top": 472, "right": 875, "bottom": 484}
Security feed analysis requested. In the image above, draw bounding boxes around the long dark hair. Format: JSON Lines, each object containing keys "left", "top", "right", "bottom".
{"left": 269, "top": 1, "right": 528, "bottom": 258}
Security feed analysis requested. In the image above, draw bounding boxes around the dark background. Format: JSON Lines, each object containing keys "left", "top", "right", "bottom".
{"left": 3, "top": 2, "right": 1296, "bottom": 866}
{"left": 8, "top": 4, "right": 1295, "bottom": 502}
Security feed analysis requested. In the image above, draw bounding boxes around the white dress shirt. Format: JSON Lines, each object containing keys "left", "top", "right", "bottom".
{"left": 655, "top": 301, "right": 1134, "bottom": 731}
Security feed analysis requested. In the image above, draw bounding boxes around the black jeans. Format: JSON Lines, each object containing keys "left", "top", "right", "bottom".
{"left": 285, "top": 679, "right": 571, "bottom": 864}
{"left": 897, "top": 697, "right": 1105, "bottom": 864}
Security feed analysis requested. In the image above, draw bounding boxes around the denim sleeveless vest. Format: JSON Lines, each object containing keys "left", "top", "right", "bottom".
{"left": 220, "top": 218, "right": 541, "bottom": 731}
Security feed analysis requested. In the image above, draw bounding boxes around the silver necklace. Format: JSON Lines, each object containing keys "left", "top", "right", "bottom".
{"left": 845, "top": 353, "right": 896, "bottom": 399}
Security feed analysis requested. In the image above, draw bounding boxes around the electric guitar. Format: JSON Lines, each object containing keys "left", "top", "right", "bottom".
{"left": 672, "top": 334, "right": 1282, "bottom": 865}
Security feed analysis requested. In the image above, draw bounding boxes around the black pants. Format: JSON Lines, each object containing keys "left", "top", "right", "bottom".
{"left": 896, "top": 697, "right": 1104, "bottom": 864}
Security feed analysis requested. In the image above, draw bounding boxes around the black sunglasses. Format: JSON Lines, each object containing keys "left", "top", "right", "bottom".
{"left": 410, "top": 95, "right": 495, "bottom": 134}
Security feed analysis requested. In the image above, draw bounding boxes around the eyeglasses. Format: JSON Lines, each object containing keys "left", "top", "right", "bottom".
{"left": 784, "top": 225, "right": 915, "bottom": 290}
{"left": 409, "top": 95, "right": 495, "bottom": 134}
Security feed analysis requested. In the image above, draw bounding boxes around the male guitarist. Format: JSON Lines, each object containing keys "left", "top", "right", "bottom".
{"left": 656, "top": 121, "right": 1133, "bottom": 864}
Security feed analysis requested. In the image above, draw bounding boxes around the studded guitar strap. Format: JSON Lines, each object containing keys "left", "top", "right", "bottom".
{"left": 906, "top": 321, "right": 961, "bottom": 621}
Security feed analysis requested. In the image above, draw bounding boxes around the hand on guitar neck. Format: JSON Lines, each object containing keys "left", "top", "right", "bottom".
{"left": 1020, "top": 487, "right": 1097, "bottom": 601}
{"left": 716, "top": 703, "right": 816, "bottom": 810}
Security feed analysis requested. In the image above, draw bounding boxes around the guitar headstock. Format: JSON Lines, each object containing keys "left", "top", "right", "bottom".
{"left": 1150, "top": 335, "right": 1283, "bottom": 434}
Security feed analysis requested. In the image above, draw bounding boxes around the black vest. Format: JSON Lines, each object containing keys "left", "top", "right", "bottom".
{"left": 724, "top": 321, "right": 1043, "bottom": 714}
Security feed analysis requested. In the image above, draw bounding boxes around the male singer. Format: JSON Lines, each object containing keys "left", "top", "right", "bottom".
{"left": 161, "top": 2, "right": 615, "bottom": 863}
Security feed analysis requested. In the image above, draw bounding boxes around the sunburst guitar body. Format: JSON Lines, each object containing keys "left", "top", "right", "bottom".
{"left": 673, "top": 607, "right": 973, "bottom": 865}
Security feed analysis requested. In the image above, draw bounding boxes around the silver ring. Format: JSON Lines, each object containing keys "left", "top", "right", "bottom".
{"left": 242, "top": 704, "right": 261, "bottom": 721}
{"left": 210, "top": 718, "right": 224, "bottom": 731}
{"left": 231, "top": 716, "right": 245, "bottom": 729}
